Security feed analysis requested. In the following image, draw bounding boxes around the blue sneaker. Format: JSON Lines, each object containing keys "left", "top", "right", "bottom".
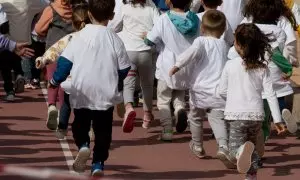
{"left": 91, "top": 162, "right": 104, "bottom": 177}
{"left": 72, "top": 145, "right": 90, "bottom": 172}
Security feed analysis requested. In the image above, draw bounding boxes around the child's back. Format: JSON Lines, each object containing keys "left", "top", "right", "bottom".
{"left": 60, "top": 24, "right": 129, "bottom": 109}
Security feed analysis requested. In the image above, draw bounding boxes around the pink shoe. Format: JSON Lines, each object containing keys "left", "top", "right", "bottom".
{"left": 142, "top": 112, "right": 154, "bottom": 129}
{"left": 122, "top": 108, "right": 136, "bottom": 133}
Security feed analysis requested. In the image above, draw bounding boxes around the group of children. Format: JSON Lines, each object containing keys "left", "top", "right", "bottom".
{"left": 1, "top": 0, "right": 300, "bottom": 179}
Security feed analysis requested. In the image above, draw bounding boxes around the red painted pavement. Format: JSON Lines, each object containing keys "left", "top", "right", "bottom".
{"left": 0, "top": 86, "right": 300, "bottom": 180}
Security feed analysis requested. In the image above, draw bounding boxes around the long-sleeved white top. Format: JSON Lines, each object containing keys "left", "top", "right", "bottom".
{"left": 175, "top": 36, "right": 229, "bottom": 109}
{"left": 216, "top": 57, "right": 282, "bottom": 123}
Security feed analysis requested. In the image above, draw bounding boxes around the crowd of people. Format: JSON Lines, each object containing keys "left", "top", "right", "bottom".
{"left": 1, "top": 0, "right": 300, "bottom": 179}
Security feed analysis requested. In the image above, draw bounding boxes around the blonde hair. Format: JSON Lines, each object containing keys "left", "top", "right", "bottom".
{"left": 72, "top": 3, "right": 90, "bottom": 31}
{"left": 201, "top": 10, "right": 226, "bottom": 37}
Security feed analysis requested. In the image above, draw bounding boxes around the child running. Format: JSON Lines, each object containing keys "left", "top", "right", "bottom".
{"left": 35, "top": 0, "right": 74, "bottom": 130}
{"left": 35, "top": 1, "right": 90, "bottom": 139}
{"left": 197, "top": 0, "right": 234, "bottom": 46}
{"left": 145, "top": 0, "right": 200, "bottom": 141}
{"left": 115, "top": 0, "right": 160, "bottom": 132}
{"left": 49, "top": 0, "right": 131, "bottom": 176}
{"left": 169, "top": 10, "right": 233, "bottom": 168}
{"left": 217, "top": 23, "right": 286, "bottom": 180}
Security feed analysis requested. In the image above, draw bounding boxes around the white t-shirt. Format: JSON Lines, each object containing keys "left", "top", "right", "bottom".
{"left": 217, "top": 57, "right": 282, "bottom": 123}
{"left": 61, "top": 24, "right": 131, "bottom": 110}
{"left": 147, "top": 13, "right": 200, "bottom": 90}
{"left": 117, "top": 3, "right": 160, "bottom": 51}
{"left": 175, "top": 36, "right": 229, "bottom": 109}
{"left": 218, "top": 0, "right": 246, "bottom": 31}
{"left": 198, "top": 12, "right": 234, "bottom": 45}
{"left": 1, "top": 0, "right": 47, "bottom": 42}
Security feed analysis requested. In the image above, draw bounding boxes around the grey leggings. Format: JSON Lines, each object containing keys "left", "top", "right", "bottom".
{"left": 123, "top": 50, "right": 154, "bottom": 111}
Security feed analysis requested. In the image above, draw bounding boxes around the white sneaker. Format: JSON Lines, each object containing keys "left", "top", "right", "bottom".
{"left": 282, "top": 109, "right": 298, "bottom": 133}
{"left": 55, "top": 129, "right": 67, "bottom": 140}
{"left": 189, "top": 141, "right": 206, "bottom": 159}
{"left": 46, "top": 105, "right": 58, "bottom": 130}
{"left": 5, "top": 92, "right": 15, "bottom": 102}
{"left": 236, "top": 141, "right": 255, "bottom": 174}
{"left": 160, "top": 129, "right": 173, "bottom": 141}
{"left": 73, "top": 146, "right": 91, "bottom": 173}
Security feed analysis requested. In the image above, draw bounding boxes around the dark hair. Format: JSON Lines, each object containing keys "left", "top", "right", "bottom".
{"left": 88, "top": 0, "right": 115, "bottom": 22}
{"left": 202, "top": 10, "right": 226, "bottom": 37}
{"left": 244, "top": 0, "right": 297, "bottom": 29}
{"left": 72, "top": 2, "right": 91, "bottom": 30}
{"left": 202, "top": 0, "right": 223, "bottom": 9}
{"left": 170, "top": 0, "right": 192, "bottom": 10}
{"left": 123, "top": 0, "right": 146, "bottom": 7}
{"left": 235, "top": 23, "right": 272, "bottom": 70}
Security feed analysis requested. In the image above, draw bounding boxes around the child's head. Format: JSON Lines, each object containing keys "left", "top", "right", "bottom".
{"left": 244, "top": 0, "right": 296, "bottom": 27}
{"left": 201, "top": 0, "right": 223, "bottom": 10}
{"left": 123, "top": 0, "right": 147, "bottom": 7}
{"left": 165, "top": 0, "right": 192, "bottom": 11}
{"left": 201, "top": 10, "right": 226, "bottom": 38}
{"left": 88, "top": 0, "right": 115, "bottom": 25}
{"left": 72, "top": 2, "right": 91, "bottom": 31}
{"left": 234, "top": 23, "right": 272, "bottom": 70}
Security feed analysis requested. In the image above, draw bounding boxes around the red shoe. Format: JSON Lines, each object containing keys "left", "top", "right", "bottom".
{"left": 122, "top": 108, "right": 136, "bottom": 133}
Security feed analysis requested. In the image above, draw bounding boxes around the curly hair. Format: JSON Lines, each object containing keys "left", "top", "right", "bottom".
{"left": 244, "top": 0, "right": 297, "bottom": 30}
{"left": 235, "top": 23, "right": 273, "bottom": 71}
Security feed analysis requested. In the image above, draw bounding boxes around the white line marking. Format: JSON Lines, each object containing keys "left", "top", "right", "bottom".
{"left": 40, "top": 84, "right": 76, "bottom": 173}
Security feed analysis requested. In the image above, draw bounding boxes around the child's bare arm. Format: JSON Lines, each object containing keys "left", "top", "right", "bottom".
{"left": 34, "top": 6, "right": 53, "bottom": 37}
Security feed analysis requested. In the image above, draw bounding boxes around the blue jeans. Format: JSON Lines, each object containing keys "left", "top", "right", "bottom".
{"left": 58, "top": 92, "right": 71, "bottom": 130}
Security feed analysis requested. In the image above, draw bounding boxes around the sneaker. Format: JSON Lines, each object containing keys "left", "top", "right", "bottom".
{"left": 216, "top": 146, "right": 236, "bottom": 169}
{"left": 175, "top": 109, "right": 188, "bottom": 133}
{"left": 46, "top": 105, "right": 58, "bottom": 130}
{"left": 116, "top": 103, "right": 125, "bottom": 118}
{"left": 282, "top": 109, "right": 298, "bottom": 133}
{"left": 236, "top": 141, "right": 255, "bottom": 174}
{"left": 55, "top": 129, "right": 67, "bottom": 140}
{"left": 122, "top": 107, "right": 136, "bottom": 133}
{"left": 142, "top": 111, "right": 154, "bottom": 129}
{"left": 73, "top": 145, "right": 91, "bottom": 173}
{"left": 189, "top": 140, "right": 206, "bottom": 159}
{"left": 160, "top": 129, "right": 173, "bottom": 141}
{"left": 4, "top": 92, "right": 15, "bottom": 102}
{"left": 245, "top": 173, "right": 257, "bottom": 180}
{"left": 256, "top": 128, "right": 265, "bottom": 158}
{"left": 14, "top": 75, "right": 25, "bottom": 93}
{"left": 91, "top": 162, "right": 104, "bottom": 177}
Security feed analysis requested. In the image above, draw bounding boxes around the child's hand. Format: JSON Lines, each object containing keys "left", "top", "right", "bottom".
{"left": 14, "top": 42, "right": 35, "bottom": 58}
{"left": 274, "top": 122, "right": 287, "bottom": 135}
{"left": 169, "top": 66, "right": 180, "bottom": 76}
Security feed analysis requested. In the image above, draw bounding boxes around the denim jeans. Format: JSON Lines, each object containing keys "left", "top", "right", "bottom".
{"left": 58, "top": 92, "right": 71, "bottom": 130}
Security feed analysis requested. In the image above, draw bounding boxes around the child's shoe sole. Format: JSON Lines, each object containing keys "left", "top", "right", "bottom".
{"left": 282, "top": 109, "right": 298, "bottom": 133}
{"left": 73, "top": 147, "right": 91, "bottom": 172}
{"left": 46, "top": 109, "right": 58, "bottom": 130}
{"left": 15, "top": 77, "right": 25, "bottom": 93}
{"left": 122, "top": 111, "right": 136, "bottom": 133}
{"left": 237, "top": 141, "right": 254, "bottom": 174}
{"left": 176, "top": 109, "right": 188, "bottom": 133}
